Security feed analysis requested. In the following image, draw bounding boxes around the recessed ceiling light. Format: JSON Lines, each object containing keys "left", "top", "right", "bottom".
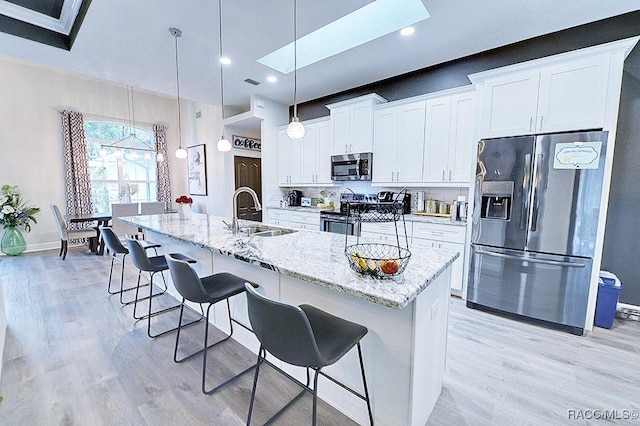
{"left": 258, "top": 0, "right": 429, "bottom": 73}
{"left": 220, "top": 57, "right": 231, "bottom": 65}
{"left": 400, "top": 26, "right": 415, "bottom": 36}
{"left": 266, "top": 76, "right": 277, "bottom": 83}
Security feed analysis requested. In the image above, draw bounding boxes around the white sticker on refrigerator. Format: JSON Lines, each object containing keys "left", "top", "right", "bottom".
{"left": 553, "top": 142, "right": 602, "bottom": 169}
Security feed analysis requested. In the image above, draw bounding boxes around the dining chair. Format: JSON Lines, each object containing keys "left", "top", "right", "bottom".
{"left": 111, "top": 203, "right": 141, "bottom": 238}
{"left": 244, "top": 284, "right": 374, "bottom": 426}
{"left": 50, "top": 204, "right": 98, "bottom": 260}
{"left": 140, "top": 201, "right": 165, "bottom": 215}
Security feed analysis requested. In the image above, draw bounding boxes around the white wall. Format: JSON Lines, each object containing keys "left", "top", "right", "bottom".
{"left": 0, "top": 57, "right": 223, "bottom": 252}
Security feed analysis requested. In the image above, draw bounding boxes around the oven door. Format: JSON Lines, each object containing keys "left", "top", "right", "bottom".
{"left": 320, "top": 215, "right": 360, "bottom": 236}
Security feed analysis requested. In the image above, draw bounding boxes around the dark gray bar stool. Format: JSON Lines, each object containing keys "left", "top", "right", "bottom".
{"left": 125, "top": 238, "right": 200, "bottom": 338}
{"left": 165, "top": 253, "right": 257, "bottom": 395}
{"left": 99, "top": 226, "right": 161, "bottom": 305}
{"left": 244, "top": 284, "right": 374, "bottom": 426}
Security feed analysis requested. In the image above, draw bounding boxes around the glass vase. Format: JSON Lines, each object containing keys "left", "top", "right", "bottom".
{"left": 177, "top": 203, "right": 191, "bottom": 220}
{"left": 1, "top": 227, "right": 27, "bottom": 256}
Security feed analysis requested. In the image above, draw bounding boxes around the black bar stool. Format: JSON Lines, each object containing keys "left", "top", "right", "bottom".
{"left": 165, "top": 253, "right": 257, "bottom": 395}
{"left": 125, "top": 238, "right": 200, "bottom": 338}
{"left": 99, "top": 226, "right": 161, "bottom": 305}
{"left": 244, "top": 284, "right": 374, "bottom": 426}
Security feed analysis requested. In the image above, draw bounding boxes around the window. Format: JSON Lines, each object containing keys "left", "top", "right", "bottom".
{"left": 85, "top": 121, "right": 157, "bottom": 213}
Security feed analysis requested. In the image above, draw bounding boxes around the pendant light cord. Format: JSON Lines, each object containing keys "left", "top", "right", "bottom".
{"left": 293, "top": 0, "right": 298, "bottom": 119}
{"left": 174, "top": 32, "right": 183, "bottom": 148}
{"left": 219, "top": 0, "right": 225, "bottom": 129}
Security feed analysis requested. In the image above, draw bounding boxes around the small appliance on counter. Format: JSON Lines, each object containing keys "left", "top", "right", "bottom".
{"left": 300, "top": 197, "right": 315, "bottom": 207}
{"left": 287, "top": 190, "right": 302, "bottom": 206}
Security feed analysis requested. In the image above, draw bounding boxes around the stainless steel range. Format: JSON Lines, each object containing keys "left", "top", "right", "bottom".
{"left": 319, "top": 193, "right": 379, "bottom": 236}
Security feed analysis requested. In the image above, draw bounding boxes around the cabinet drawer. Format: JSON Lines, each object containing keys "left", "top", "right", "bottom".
{"left": 268, "top": 209, "right": 319, "bottom": 227}
{"left": 412, "top": 222, "right": 465, "bottom": 244}
{"left": 360, "top": 222, "right": 406, "bottom": 236}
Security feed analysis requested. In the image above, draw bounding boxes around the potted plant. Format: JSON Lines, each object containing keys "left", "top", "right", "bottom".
{"left": 175, "top": 195, "right": 193, "bottom": 220}
{"left": 0, "top": 185, "right": 40, "bottom": 256}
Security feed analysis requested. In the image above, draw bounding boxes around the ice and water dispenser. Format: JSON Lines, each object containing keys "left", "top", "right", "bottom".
{"left": 480, "top": 181, "right": 513, "bottom": 221}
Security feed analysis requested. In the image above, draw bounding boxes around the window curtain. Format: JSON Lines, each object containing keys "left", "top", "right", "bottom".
{"left": 60, "top": 110, "right": 93, "bottom": 230}
{"left": 154, "top": 124, "right": 172, "bottom": 211}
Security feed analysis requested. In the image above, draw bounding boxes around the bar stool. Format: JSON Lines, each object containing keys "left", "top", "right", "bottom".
{"left": 125, "top": 238, "right": 200, "bottom": 338}
{"left": 244, "top": 284, "right": 374, "bottom": 426}
{"left": 165, "top": 254, "right": 257, "bottom": 395}
{"left": 99, "top": 226, "right": 161, "bottom": 305}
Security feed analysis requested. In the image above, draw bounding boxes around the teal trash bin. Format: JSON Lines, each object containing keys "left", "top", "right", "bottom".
{"left": 594, "top": 271, "right": 623, "bottom": 329}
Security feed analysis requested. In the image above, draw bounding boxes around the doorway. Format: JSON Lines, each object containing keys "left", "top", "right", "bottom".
{"left": 234, "top": 156, "right": 262, "bottom": 222}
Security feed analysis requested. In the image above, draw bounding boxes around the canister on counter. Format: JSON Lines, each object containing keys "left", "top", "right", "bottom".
{"left": 426, "top": 199, "right": 437, "bottom": 213}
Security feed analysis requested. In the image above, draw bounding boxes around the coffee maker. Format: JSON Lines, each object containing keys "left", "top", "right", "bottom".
{"left": 288, "top": 190, "right": 303, "bottom": 206}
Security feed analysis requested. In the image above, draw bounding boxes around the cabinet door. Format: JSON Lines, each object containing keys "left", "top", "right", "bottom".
{"left": 537, "top": 55, "right": 610, "bottom": 133}
{"left": 372, "top": 108, "right": 398, "bottom": 184}
{"left": 277, "top": 130, "right": 290, "bottom": 185}
{"left": 315, "top": 120, "right": 333, "bottom": 184}
{"left": 350, "top": 103, "right": 373, "bottom": 152}
{"left": 423, "top": 97, "right": 452, "bottom": 183}
{"left": 439, "top": 241, "right": 464, "bottom": 291}
{"left": 396, "top": 102, "right": 426, "bottom": 183}
{"left": 332, "top": 107, "right": 350, "bottom": 154}
{"left": 447, "top": 93, "right": 475, "bottom": 183}
{"left": 300, "top": 123, "right": 317, "bottom": 184}
{"left": 479, "top": 69, "right": 540, "bottom": 138}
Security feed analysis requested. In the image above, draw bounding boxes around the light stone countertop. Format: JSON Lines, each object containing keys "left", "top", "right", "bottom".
{"left": 268, "top": 205, "right": 468, "bottom": 227}
{"left": 121, "top": 213, "right": 459, "bottom": 309}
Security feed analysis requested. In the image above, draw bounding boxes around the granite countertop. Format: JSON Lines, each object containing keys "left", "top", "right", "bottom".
{"left": 121, "top": 213, "right": 459, "bottom": 310}
{"left": 268, "top": 205, "right": 467, "bottom": 227}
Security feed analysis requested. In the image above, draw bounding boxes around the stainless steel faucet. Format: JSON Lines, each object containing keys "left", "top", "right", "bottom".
{"left": 231, "top": 186, "right": 262, "bottom": 234}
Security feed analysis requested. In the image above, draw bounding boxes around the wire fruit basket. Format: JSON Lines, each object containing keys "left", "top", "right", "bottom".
{"left": 345, "top": 243, "right": 411, "bottom": 279}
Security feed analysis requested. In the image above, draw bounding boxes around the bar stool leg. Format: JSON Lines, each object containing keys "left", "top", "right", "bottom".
{"left": 358, "top": 343, "right": 374, "bottom": 426}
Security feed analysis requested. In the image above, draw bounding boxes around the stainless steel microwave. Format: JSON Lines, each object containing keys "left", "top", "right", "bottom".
{"left": 331, "top": 152, "right": 372, "bottom": 181}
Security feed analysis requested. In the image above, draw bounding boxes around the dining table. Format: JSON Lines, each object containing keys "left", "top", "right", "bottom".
{"left": 67, "top": 213, "right": 111, "bottom": 255}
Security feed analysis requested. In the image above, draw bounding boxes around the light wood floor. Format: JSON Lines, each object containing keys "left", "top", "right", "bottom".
{"left": 1, "top": 248, "right": 639, "bottom": 425}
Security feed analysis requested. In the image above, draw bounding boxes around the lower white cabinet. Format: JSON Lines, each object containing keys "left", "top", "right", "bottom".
{"left": 267, "top": 209, "right": 320, "bottom": 231}
{"left": 360, "top": 222, "right": 410, "bottom": 244}
{"left": 411, "top": 222, "right": 466, "bottom": 293}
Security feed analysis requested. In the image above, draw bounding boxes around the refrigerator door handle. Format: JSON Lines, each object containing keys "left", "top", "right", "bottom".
{"left": 530, "top": 153, "right": 543, "bottom": 232}
{"left": 521, "top": 153, "right": 532, "bottom": 230}
{"left": 475, "top": 249, "right": 586, "bottom": 268}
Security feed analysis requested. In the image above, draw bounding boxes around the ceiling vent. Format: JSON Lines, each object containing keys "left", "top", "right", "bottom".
{"left": 244, "top": 78, "right": 260, "bottom": 86}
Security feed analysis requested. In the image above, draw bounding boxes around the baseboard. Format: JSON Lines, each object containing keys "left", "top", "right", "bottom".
{"left": 0, "top": 241, "right": 89, "bottom": 256}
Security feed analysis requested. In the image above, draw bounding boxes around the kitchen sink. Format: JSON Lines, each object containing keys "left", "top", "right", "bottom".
{"left": 239, "top": 225, "right": 297, "bottom": 237}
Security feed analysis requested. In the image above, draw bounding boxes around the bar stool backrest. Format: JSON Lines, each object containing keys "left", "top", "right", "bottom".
{"left": 111, "top": 203, "right": 140, "bottom": 237}
{"left": 165, "top": 254, "right": 210, "bottom": 303}
{"left": 125, "top": 237, "right": 161, "bottom": 272}
{"left": 99, "top": 226, "right": 128, "bottom": 255}
{"left": 140, "top": 201, "right": 165, "bottom": 215}
{"left": 244, "top": 284, "right": 323, "bottom": 368}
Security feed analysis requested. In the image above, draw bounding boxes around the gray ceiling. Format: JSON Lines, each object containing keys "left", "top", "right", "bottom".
{"left": 1, "top": 0, "right": 639, "bottom": 111}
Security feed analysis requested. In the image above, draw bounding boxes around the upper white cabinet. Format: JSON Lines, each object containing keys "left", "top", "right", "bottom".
{"left": 300, "top": 118, "right": 332, "bottom": 185}
{"left": 279, "top": 119, "right": 333, "bottom": 186}
{"left": 423, "top": 92, "right": 475, "bottom": 185}
{"left": 475, "top": 54, "right": 611, "bottom": 138}
{"left": 372, "top": 101, "right": 426, "bottom": 185}
{"left": 278, "top": 128, "right": 301, "bottom": 185}
{"left": 328, "top": 94, "right": 387, "bottom": 154}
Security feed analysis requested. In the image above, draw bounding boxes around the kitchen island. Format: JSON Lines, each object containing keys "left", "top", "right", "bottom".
{"left": 122, "top": 212, "right": 458, "bottom": 425}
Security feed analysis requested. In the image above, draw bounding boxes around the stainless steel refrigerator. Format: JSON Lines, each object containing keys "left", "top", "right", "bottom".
{"left": 467, "top": 130, "right": 609, "bottom": 335}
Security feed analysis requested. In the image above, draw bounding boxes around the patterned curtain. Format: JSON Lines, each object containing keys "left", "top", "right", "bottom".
{"left": 60, "top": 110, "right": 93, "bottom": 228}
{"left": 154, "top": 124, "right": 172, "bottom": 211}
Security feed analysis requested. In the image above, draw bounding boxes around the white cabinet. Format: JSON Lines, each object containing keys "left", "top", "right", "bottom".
{"left": 300, "top": 119, "right": 332, "bottom": 185}
{"left": 372, "top": 101, "right": 426, "bottom": 185}
{"left": 423, "top": 92, "right": 475, "bottom": 185}
{"left": 268, "top": 209, "right": 320, "bottom": 231}
{"left": 278, "top": 129, "right": 302, "bottom": 185}
{"left": 412, "top": 222, "right": 466, "bottom": 293}
{"left": 477, "top": 54, "right": 610, "bottom": 138}
{"left": 360, "top": 222, "right": 409, "bottom": 244}
{"left": 328, "top": 94, "right": 387, "bottom": 154}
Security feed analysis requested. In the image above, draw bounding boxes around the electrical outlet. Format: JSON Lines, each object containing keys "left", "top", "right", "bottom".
{"left": 431, "top": 299, "right": 440, "bottom": 320}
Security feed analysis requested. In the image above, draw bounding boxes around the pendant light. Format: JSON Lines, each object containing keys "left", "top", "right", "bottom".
{"left": 216, "top": 0, "right": 231, "bottom": 152}
{"left": 286, "top": 0, "right": 305, "bottom": 139}
{"left": 170, "top": 27, "right": 188, "bottom": 159}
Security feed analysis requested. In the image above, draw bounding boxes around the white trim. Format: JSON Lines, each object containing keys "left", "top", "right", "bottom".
{"left": 0, "top": 0, "right": 82, "bottom": 35}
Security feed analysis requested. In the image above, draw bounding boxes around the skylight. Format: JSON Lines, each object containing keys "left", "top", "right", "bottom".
{"left": 257, "top": 0, "right": 430, "bottom": 74}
